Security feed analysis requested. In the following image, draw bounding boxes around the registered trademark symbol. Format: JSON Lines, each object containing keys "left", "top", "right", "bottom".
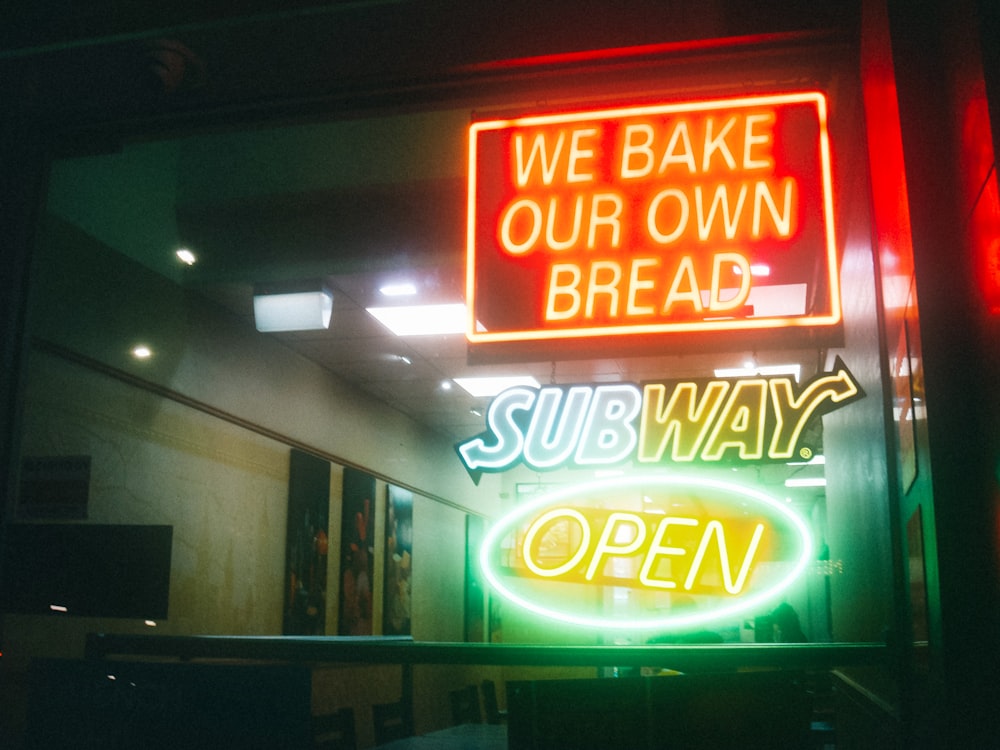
{"left": 799, "top": 447, "right": 813, "bottom": 460}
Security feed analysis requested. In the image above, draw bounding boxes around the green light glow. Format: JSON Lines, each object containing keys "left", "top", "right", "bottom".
{"left": 480, "top": 474, "right": 812, "bottom": 631}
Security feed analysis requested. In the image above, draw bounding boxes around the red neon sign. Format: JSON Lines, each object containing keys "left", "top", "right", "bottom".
{"left": 466, "top": 92, "right": 839, "bottom": 343}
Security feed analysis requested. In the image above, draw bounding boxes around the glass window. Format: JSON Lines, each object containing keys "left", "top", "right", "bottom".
{"left": 7, "top": 47, "right": 896, "bottom": 656}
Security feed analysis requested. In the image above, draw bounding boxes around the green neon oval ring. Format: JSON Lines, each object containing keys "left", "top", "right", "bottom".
{"left": 479, "top": 473, "right": 813, "bottom": 631}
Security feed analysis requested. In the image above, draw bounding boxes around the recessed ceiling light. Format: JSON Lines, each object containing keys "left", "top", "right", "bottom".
{"left": 367, "top": 303, "right": 467, "bottom": 336}
{"left": 175, "top": 248, "right": 197, "bottom": 265}
{"left": 131, "top": 344, "right": 153, "bottom": 360}
{"left": 441, "top": 380, "right": 453, "bottom": 391}
{"left": 453, "top": 375, "right": 540, "bottom": 397}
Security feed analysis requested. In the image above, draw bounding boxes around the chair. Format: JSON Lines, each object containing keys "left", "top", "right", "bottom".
{"left": 312, "top": 707, "right": 356, "bottom": 750}
{"left": 507, "top": 676, "right": 646, "bottom": 750}
{"left": 372, "top": 700, "right": 411, "bottom": 745}
{"left": 507, "top": 672, "right": 813, "bottom": 750}
{"left": 648, "top": 671, "right": 813, "bottom": 749}
{"left": 480, "top": 679, "right": 508, "bottom": 724}
{"left": 449, "top": 684, "right": 482, "bottom": 725}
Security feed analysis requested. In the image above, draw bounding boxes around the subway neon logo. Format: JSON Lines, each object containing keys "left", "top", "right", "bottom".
{"left": 456, "top": 358, "right": 862, "bottom": 482}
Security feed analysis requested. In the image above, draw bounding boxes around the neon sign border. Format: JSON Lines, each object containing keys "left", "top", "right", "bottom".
{"left": 466, "top": 90, "right": 840, "bottom": 343}
{"left": 479, "top": 474, "right": 814, "bottom": 631}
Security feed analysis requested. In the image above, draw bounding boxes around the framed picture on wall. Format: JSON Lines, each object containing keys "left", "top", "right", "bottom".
{"left": 339, "top": 467, "right": 375, "bottom": 635}
{"left": 18, "top": 455, "right": 91, "bottom": 519}
{"left": 383, "top": 484, "right": 413, "bottom": 636}
{"left": 283, "top": 449, "right": 330, "bottom": 635}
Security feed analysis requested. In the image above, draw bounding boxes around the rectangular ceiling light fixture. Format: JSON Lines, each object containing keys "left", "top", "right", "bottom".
{"left": 714, "top": 364, "right": 802, "bottom": 381}
{"left": 453, "top": 375, "right": 540, "bottom": 397}
{"left": 254, "top": 285, "right": 333, "bottom": 332}
{"left": 784, "top": 477, "right": 827, "bottom": 488}
{"left": 366, "top": 303, "right": 467, "bottom": 336}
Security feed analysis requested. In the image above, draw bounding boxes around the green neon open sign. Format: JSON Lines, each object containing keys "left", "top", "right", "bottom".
{"left": 480, "top": 475, "right": 812, "bottom": 631}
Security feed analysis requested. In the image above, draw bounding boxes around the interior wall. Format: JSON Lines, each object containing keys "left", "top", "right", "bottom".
{"left": 27, "top": 210, "right": 501, "bottom": 518}
{"left": 4, "top": 204, "right": 499, "bottom": 654}
{"left": 6, "top": 346, "right": 489, "bottom": 642}
{"left": 410, "top": 499, "right": 467, "bottom": 642}
{"left": 11, "top": 348, "right": 289, "bottom": 638}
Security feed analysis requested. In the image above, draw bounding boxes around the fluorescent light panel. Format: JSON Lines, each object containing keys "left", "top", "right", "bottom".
{"left": 379, "top": 282, "right": 417, "bottom": 297}
{"left": 733, "top": 263, "right": 771, "bottom": 276}
{"left": 788, "top": 455, "right": 826, "bottom": 466}
{"left": 254, "top": 289, "right": 333, "bottom": 332}
{"left": 367, "top": 303, "right": 466, "bottom": 336}
{"left": 714, "top": 364, "right": 802, "bottom": 381}
{"left": 784, "top": 477, "right": 827, "bottom": 487}
{"left": 453, "top": 375, "right": 540, "bottom": 397}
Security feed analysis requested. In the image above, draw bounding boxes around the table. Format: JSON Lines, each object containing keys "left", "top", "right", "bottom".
{"left": 373, "top": 722, "right": 507, "bottom": 749}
